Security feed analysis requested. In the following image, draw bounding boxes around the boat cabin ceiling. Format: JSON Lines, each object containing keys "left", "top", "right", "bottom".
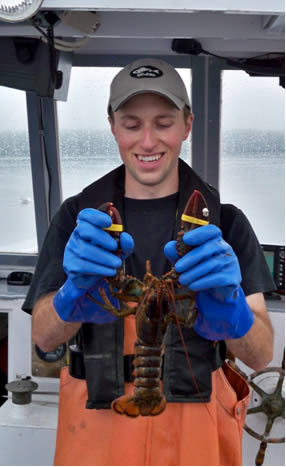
{"left": 0, "top": 1, "right": 285, "bottom": 61}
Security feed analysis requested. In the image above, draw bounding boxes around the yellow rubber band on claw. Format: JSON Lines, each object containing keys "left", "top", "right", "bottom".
{"left": 104, "top": 224, "right": 123, "bottom": 232}
{"left": 181, "top": 214, "right": 209, "bottom": 226}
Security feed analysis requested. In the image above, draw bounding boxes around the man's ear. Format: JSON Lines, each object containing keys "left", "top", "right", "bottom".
{"left": 108, "top": 116, "right": 116, "bottom": 137}
{"left": 183, "top": 113, "right": 194, "bottom": 141}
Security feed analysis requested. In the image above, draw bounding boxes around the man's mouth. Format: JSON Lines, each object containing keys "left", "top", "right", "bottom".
{"left": 136, "top": 153, "right": 164, "bottom": 163}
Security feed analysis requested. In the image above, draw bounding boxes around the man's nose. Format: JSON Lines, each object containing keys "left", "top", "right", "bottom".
{"left": 140, "top": 127, "right": 157, "bottom": 150}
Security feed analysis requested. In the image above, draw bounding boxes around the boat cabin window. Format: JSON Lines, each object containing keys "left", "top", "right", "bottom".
{"left": 0, "top": 87, "right": 37, "bottom": 254}
{"left": 57, "top": 67, "right": 192, "bottom": 200}
{"left": 0, "top": 66, "right": 283, "bottom": 260}
{"left": 220, "top": 71, "right": 285, "bottom": 246}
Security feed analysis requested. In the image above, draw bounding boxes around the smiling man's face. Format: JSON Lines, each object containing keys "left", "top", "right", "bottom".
{"left": 109, "top": 93, "right": 193, "bottom": 199}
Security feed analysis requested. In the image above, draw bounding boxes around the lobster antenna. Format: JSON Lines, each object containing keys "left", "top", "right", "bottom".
{"left": 168, "top": 282, "right": 217, "bottom": 427}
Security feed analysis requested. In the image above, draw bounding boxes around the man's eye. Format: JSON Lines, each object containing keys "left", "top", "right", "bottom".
{"left": 125, "top": 124, "right": 139, "bottom": 130}
{"left": 157, "top": 122, "right": 172, "bottom": 128}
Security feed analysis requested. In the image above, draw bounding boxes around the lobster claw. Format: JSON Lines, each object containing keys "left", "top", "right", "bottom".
{"left": 177, "top": 190, "right": 210, "bottom": 257}
{"left": 97, "top": 202, "right": 123, "bottom": 249}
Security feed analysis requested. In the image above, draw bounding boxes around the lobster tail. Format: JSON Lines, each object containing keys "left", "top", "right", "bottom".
{"left": 112, "top": 343, "right": 166, "bottom": 417}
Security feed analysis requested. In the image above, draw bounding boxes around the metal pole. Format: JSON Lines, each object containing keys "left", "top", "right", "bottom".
{"left": 191, "top": 56, "right": 222, "bottom": 189}
{"left": 26, "top": 93, "right": 62, "bottom": 250}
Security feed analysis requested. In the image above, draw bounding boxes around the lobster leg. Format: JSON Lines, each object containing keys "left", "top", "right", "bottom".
{"left": 86, "top": 290, "right": 137, "bottom": 318}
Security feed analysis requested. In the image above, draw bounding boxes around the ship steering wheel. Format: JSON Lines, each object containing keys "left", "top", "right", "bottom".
{"left": 243, "top": 350, "right": 285, "bottom": 466}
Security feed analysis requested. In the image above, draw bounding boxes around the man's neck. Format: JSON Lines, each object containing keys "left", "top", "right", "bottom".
{"left": 125, "top": 186, "right": 178, "bottom": 199}
{"left": 124, "top": 171, "right": 179, "bottom": 200}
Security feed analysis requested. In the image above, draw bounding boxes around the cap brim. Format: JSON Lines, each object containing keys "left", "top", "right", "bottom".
{"left": 111, "top": 90, "right": 187, "bottom": 111}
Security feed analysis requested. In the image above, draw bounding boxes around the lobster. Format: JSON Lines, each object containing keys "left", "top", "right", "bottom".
{"left": 87, "top": 190, "right": 209, "bottom": 417}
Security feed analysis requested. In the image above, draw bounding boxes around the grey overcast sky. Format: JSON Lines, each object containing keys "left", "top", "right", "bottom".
{"left": 0, "top": 66, "right": 284, "bottom": 132}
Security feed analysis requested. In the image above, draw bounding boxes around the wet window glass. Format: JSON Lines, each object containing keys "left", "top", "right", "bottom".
{"left": 220, "top": 71, "right": 284, "bottom": 245}
{"left": 57, "top": 67, "right": 191, "bottom": 200}
{"left": 0, "top": 87, "right": 37, "bottom": 253}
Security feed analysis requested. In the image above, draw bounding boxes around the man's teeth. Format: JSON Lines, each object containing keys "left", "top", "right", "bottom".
{"left": 137, "top": 154, "right": 162, "bottom": 162}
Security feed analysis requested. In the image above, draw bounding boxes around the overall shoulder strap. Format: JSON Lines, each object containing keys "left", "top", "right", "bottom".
{"left": 77, "top": 165, "right": 126, "bottom": 409}
{"left": 78, "top": 164, "right": 126, "bottom": 219}
{"left": 81, "top": 320, "right": 125, "bottom": 409}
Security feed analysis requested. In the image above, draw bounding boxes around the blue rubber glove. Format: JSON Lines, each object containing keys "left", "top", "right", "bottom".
{"left": 53, "top": 208, "right": 134, "bottom": 323}
{"left": 164, "top": 224, "right": 254, "bottom": 340}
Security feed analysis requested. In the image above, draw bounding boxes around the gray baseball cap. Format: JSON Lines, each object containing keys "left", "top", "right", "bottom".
{"left": 108, "top": 58, "right": 191, "bottom": 113}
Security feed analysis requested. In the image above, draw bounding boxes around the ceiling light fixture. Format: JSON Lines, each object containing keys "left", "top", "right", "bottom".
{"left": 0, "top": 0, "right": 43, "bottom": 23}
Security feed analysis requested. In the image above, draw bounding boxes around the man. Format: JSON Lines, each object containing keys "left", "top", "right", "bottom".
{"left": 23, "top": 58, "right": 274, "bottom": 465}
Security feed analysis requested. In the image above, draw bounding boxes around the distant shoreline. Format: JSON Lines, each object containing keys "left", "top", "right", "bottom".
{"left": 0, "top": 129, "right": 284, "bottom": 161}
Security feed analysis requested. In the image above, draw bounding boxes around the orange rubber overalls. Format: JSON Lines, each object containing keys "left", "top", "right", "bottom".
{"left": 54, "top": 314, "right": 250, "bottom": 466}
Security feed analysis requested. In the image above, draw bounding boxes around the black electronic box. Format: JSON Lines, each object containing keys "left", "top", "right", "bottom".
{"left": 261, "top": 244, "right": 285, "bottom": 294}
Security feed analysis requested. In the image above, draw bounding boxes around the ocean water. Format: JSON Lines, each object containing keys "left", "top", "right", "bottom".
{"left": 0, "top": 130, "right": 284, "bottom": 253}
{"left": 220, "top": 154, "right": 284, "bottom": 245}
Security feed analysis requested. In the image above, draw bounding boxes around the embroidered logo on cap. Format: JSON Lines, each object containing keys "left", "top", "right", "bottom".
{"left": 130, "top": 65, "right": 163, "bottom": 79}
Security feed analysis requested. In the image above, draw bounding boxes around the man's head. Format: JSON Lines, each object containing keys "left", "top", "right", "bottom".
{"left": 108, "top": 59, "right": 193, "bottom": 199}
